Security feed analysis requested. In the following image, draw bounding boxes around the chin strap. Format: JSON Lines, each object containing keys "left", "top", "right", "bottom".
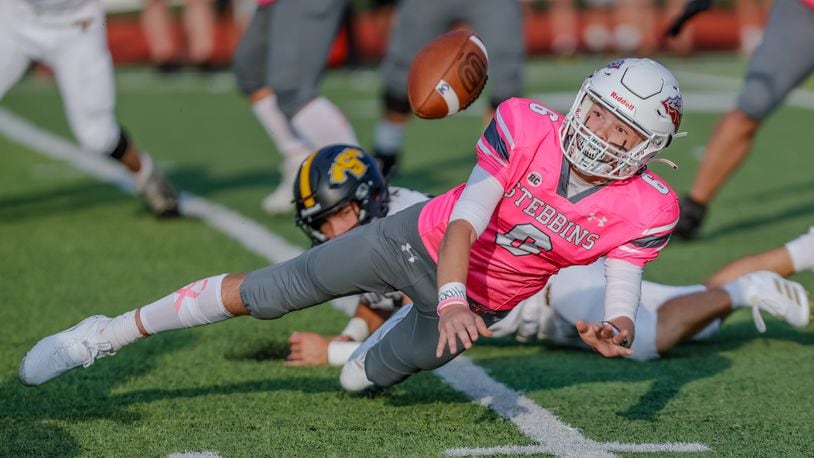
{"left": 649, "top": 157, "right": 679, "bottom": 170}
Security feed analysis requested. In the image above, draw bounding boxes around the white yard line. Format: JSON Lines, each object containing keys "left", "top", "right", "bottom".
{"left": 0, "top": 106, "right": 709, "bottom": 456}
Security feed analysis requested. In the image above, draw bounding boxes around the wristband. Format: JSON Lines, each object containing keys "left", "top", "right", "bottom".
{"left": 437, "top": 282, "right": 468, "bottom": 315}
{"left": 327, "top": 341, "right": 361, "bottom": 366}
{"left": 601, "top": 320, "right": 630, "bottom": 348}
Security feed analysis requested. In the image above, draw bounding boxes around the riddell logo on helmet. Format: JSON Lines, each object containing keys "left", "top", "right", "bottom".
{"left": 610, "top": 91, "right": 635, "bottom": 112}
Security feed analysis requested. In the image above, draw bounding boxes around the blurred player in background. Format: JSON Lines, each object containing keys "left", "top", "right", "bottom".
{"left": 676, "top": 0, "right": 814, "bottom": 239}
{"left": 285, "top": 154, "right": 810, "bottom": 366}
{"left": 0, "top": 0, "right": 179, "bottom": 217}
{"left": 371, "top": 0, "right": 524, "bottom": 178}
{"left": 22, "top": 59, "right": 687, "bottom": 392}
{"left": 140, "top": 0, "right": 217, "bottom": 72}
{"left": 232, "top": 0, "right": 360, "bottom": 213}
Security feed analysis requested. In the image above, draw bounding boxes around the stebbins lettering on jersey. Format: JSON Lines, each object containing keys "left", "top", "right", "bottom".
{"left": 504, "top": 184, "right": 600, "bottom": 250}
{"left": 435, "top": 80, "right": 460, "bottom": 115}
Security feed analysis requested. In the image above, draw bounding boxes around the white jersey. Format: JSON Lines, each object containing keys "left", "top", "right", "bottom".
{"left": 11, "top": 0, "right": 99, "bottom": 22}
{"left": 0, "top": 0, "right": 120, "bottom": 155}
{"left": 489, "top": 258, "right": 711, "bottom": 361}
{"left": 786, "top": 226, "right": 814, "bottom": 273}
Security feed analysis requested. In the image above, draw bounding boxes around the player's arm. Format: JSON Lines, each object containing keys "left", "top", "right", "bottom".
{"left": 577, "top": 259, "right": 639, "bottom": 357}
{"left": 435, "top": 166, "right": 503, "bottom": 357}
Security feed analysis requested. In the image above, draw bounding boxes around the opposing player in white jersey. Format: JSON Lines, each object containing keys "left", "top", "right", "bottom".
{"left": 283, "top": 150, "right": 810, "bottom": 366}
{"left": 19, "top": 59, "right": 693, "bottom": 391}
{"left": 0, "top": 0, "right": 179, "bottom": 217}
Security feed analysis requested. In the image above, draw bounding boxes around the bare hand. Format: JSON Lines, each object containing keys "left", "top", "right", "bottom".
{"left": 436, "top": 303, "right": 492, "bottom": 358}
{"left": 286, "top": 331, "right": 330, "bottom": 366}
{"left": 576, "top": 320, "right": 633, "bottom": 358}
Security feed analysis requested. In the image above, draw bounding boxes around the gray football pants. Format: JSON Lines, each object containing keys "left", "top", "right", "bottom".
{"left": 240, "top": 202, "right": 506, "bottom": 387}
{"left": 737, "top": 0, "right": 814, "bottom": 120}
{"left": 232, "top": 0, "right": 347, "bottom": 117}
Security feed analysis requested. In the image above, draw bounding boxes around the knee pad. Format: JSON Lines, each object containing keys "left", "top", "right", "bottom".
{"left": 737, "top": 72, "right": 780, "bottom": 120}
{"left": 232, "top": 59, "right": 265, "bottom": 96}
{"left": 74, "top": 112, "right": 120, "bottom": 154}
{"left": 384, "top": 89, "right": 411, "bottom": 115}
{"left": 274, "top": 87, "right": 317, "bottom": 119}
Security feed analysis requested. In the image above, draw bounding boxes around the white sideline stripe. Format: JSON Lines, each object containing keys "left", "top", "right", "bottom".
{"left": 167, "top": 452, "right": 221, "bottom": 458}
{"left": 0, "top": 107, "right": 709, "bottom": 456}
{"left": 0, "top": 107, "right": 359, "bottom": 316}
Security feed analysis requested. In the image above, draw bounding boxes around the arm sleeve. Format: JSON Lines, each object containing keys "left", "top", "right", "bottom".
{"left": 785, "top": 226, "right": 814, "bottom": 272}
{"left": 603, "top": 258, "right": 643, "bottom": 322}
{"left": 449, "top": 165, "right": 505, "bottom": 237}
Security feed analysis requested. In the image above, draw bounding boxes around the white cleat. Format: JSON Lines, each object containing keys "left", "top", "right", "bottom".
{"left": 737, "top": 271, "right": 811, "bottom": 333}
{"left": 19, "top": 315, "right": 115, "bottom": 386}
{"left": 261, "top": 182, "right": 295, "bottom": 214}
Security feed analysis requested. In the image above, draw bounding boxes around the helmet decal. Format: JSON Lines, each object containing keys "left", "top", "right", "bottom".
{"left": 661, "top": 95, "right": 683, "bottom": 132}
{"left": 330, "top": 148, "right": 368, "bottom": 184}
{"left": 605, "top": 59, "right": 625, "bottom": 70}
{"left": 298, "top": 151, "right": 319, "bottom": 209}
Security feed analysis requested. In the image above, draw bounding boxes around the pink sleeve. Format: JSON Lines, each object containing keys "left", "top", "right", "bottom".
{"left": 475, "top": 100, "right": 522, "bottom": 188}
{"left": 607, "top": 199, "right": 680, "bottom": 267}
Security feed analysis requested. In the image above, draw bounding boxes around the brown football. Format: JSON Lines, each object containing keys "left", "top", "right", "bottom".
{"left": 407, "top": 29, "right": 489, "bottom": 119}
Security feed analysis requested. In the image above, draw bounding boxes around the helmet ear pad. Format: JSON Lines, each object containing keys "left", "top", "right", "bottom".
{"left": 293, "top": 145, "right": 389, "bottom": 245}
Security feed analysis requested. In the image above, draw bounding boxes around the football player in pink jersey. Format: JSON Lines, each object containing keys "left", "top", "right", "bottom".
{"left": 20, "top": 59, "right": 688, "bottom": 391}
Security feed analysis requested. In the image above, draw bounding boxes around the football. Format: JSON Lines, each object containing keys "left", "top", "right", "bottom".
{"left": 407, "top": 29, "right": 489, "bottom": 119}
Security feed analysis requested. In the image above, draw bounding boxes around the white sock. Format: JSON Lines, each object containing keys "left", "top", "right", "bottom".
{"left": 785, "top": 226, "right": 814, "bottom": 273}
{"left": 290, "top": 96, "right": 359, "bottom": 149}
{"left": 252, "top": 94, "right": 311, "bottom": 160}
{"left": 722, "top": 279, "right": 749, "bottom": 309}
{"left": 100, "top": 310, "right": 144, "bottom": 352}
{"left": 138, "top": 274, "right": 233, "bottom": 334}
{"left": 373, "top": 119, "right": 406, "bottom": 156}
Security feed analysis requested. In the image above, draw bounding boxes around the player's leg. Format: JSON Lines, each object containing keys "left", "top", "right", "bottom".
{"left": 20, "top": 205, "right": 427, "bottom": 386}
{"left": 267, "top": 0, "right": 357, "bottom": 148}
{"left": 51, "top": 8, "right": 178, "bottom": 216}
{"left": 140, "top": 0, "right": 180, "bottom": 72}
{"left": 677, "top": 0, "right": 814, "bottom": 239}
{"left": 232, "top": 4, "right": 312, "bottom": 213}
{"left": 0, "top": 5, "right": 31, "bottom": 101}
{"left": 182, "top": 0, "right": 216, "bottom": 68}
{"left": 464, "top": 0, "right": 524, "bottom": 120}
{"left": 705, "top": 225, "right": 814, "bottom": 287}
{"left": 372, "top": 0, "right": 449, "bottom": 177}
{"left": 653, "top": 272, "right": 810, "bottom": 354}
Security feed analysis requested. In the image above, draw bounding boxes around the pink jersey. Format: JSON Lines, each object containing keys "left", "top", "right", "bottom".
{"left": 418, "top": 98, "right": 679, "bottom": 312}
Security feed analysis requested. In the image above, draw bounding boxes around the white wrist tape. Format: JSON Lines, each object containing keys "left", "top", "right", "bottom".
{"left": 437, "top": 281, "right": 468, "bottom": 315}
{"left": 786, "top": 226, "right": 814, "bottom": 272}
{"left": 340, "top": 317, "right": 370, "bottom": 342}
{"left": 328, "top": 341, "right": 362, "bottom": 366}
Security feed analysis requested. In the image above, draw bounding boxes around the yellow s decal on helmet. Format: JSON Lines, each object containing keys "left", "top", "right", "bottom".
{"left": 330, "top": 148, "right": 368, "bottom": 184}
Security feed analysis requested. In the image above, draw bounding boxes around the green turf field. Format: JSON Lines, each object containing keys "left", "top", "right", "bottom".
{"left": 2, "top": 55, "right": 813, "bottom": 456}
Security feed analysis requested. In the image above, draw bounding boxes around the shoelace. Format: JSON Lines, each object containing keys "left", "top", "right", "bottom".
{"left": 82, "top": 339, "right": 115, "bottom": 368}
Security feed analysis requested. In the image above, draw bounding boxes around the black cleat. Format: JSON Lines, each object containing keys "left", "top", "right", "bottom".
{"left": 675, "top": 195, "right": 707, "bottom": 240}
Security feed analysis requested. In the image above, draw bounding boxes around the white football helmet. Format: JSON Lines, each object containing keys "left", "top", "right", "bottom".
{"left": 559, "top": 58, "right": 685, "bottom": 180}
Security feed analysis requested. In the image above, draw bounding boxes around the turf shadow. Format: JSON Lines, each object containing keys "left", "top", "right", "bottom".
{"left": 697, "top": 198, "right": 814, "bottom": 241}
{"left": 0, "top": 181, "right": 132, "bottom": 222}
{"left": 472, "top": 320, "right": 814, "bottom": 422}
{"left": 0, "top": 331, "right": 195, "bottom": 455}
